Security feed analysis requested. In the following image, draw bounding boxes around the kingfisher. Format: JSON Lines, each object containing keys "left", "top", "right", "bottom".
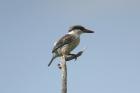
{"left": 48, "top": 25, "right": 94, "bottom": 67}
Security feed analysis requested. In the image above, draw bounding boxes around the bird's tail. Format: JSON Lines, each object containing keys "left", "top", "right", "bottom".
{"left": 48, "top": 55, "right": 57, "bottom": 67}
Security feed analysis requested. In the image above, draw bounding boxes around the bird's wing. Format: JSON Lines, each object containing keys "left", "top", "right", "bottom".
{"left": 52, "top": 34, "right": 75, "bottom": 53}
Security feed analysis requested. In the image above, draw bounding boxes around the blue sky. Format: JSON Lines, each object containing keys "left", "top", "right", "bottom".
{"left": 0, "top": 0, "right": 140, "bottom": 93}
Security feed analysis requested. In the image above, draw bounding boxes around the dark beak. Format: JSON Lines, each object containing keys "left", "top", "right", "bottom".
{"left": 83, "top": 29, "right": 95, "bottom": 33}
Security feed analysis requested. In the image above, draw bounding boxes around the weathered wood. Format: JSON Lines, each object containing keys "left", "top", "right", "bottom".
{"left": 60, "top": 50, "right": 84, "bottom": 93}
{"left": 61, "top": 56, "right": 67, "bottom": 93}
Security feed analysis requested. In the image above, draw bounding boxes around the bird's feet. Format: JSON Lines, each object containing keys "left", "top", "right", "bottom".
{"left": 69, "top": 54, "right": 78, "bottom": 61}
{"left": 65, "top": 51, "right": 84, "bottom": 61}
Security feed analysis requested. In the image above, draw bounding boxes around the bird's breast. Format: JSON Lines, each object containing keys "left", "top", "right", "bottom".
{"left": 61, "top": 38, "right": 80, "bottom": 55}
{"left": 70, "top": 38, "right": 80, "bottom": 50}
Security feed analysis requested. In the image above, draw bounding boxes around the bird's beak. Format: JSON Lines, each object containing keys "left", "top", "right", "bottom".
{"left": 83, "top": 29, "right": 95, "bottom": 33}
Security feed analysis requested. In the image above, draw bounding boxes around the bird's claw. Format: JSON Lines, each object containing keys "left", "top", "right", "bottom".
{"left": 74, "top": 54, "right": 78, "bottom": 61}
{"left": 65, "top": 51, "right": 84, "bottom": 61}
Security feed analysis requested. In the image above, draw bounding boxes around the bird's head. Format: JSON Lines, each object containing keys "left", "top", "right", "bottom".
{"left": 68, "top": 25, "right": 94, "bottom": 35}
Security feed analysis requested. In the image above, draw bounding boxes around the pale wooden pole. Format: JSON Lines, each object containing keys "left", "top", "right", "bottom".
{"left": 61, "top": 56, "right": 67, "bottom": 93}
{"left": 60, "top": 50, "right": 84, "bottom": 93}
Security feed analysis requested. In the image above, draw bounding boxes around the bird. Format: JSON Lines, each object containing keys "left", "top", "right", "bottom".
{"left": 48, "top": 25, "right": 94, "bottom": 67}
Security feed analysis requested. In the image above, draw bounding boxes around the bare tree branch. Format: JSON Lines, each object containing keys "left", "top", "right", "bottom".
{"left": 61, "top": 56, "right": 67, "bottom": 93}
{"left": 60, "top": 50, "right": 85, "bottom": 93}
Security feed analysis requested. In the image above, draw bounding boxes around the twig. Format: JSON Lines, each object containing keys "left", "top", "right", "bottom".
{"left": 60, "top": 48, "right": 86, "bottom": 93}
{"left": 61, "top": 56, "right": 67, "bottom": 93}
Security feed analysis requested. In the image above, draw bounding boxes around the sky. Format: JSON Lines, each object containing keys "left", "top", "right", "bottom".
{"left": 0, "top": 0, "right": 140, "bottom": 93}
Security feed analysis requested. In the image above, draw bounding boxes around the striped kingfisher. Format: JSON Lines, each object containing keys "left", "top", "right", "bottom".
{"left": 48, "top": 25, "right": 94, "bottom": 67}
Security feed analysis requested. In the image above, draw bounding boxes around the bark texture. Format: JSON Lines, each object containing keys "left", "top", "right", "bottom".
{"left": 61, "top": 56, "right": 67, "bottom": 93}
